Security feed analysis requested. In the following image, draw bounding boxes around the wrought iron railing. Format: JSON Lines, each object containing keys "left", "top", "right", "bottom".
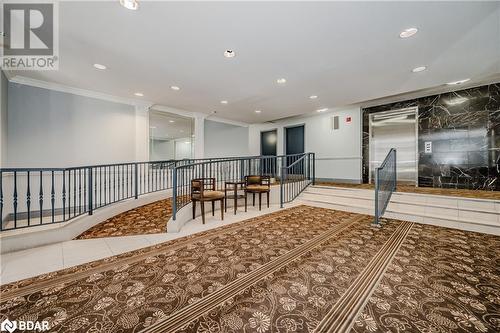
{"left": 280, "top": 153, "right": 315, "bottom": 207}
{"left": 171, "top": 153, "right": 315, "bottom": 220}
{"left": 1, "top": 154, "right": 317, "bottom": 231}
{"left": 373, "top": 148, "right": 397, "bottom": 226}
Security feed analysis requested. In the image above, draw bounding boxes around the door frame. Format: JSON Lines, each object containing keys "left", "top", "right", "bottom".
{"left": 368, "top": 107, "right": 419, "bottom": 186}
{"left": 284, "top": 123, "right": 306, "bottom": 156}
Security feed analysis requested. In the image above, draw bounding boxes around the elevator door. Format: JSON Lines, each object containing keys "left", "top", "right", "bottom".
{"left": 370, "top": 109, "right": 417, "bottom": 185}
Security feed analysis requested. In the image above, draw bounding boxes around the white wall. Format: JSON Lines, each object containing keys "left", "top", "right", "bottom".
{"left": 7, "top": 82, "right": 144, "bottom": 167}
{"left": 248, "top": 106, "right": 362, "bottom": 182}
{"left": 204, "top": 119, "right": 249, "bottom": 158}
{"left": 0, "top": 71, "right": 7, "bottom": 167}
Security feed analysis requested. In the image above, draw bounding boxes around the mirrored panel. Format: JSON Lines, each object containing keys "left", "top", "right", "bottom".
{"left": 149, "top": 110, "right": 194, "bottom": 161}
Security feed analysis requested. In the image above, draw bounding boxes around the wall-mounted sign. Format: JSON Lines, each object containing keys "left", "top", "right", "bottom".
{"left": 425, "top": 141, "right": 432, "bottom": 154}
{"left": 346, "top": 116, "right": 352, "bottom": 123}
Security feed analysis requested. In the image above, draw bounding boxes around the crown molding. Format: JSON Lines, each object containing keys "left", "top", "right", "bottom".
{"left": 205, "top": 115, "right": 249, "bottom": 127}
{"left": 8, "top": 75, "right": 154, "bottom": 108}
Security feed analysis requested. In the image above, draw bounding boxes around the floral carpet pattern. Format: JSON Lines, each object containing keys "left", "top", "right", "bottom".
{"left": 75, "top": 199, "right": 173, "bottom": 239}
{"left": 1, "top": 206, "right": 499, "bottom": 333}
{"left": 352, "top": 223, "right": 500, "bottom": 333}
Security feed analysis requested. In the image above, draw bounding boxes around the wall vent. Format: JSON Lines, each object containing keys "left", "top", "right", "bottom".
{"left": 332, "top": 116, "right": 339, "bottom": 130}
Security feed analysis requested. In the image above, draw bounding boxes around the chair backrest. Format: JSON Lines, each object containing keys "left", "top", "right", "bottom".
{"left": 245, "top": 175, "right": 271, "bottom": 187}
{"left": 191, "top": 178, "right": 216, "bottom": 198}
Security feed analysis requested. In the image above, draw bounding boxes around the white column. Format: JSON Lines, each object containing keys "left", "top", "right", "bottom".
{"left": 135, "top": 105, "right": 150, "bottom": 161}
{"left": 193, "top": 114, "right": 206, "bottom": 159}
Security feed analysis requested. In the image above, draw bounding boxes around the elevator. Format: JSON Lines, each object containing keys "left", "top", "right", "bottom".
{"left": 369, "top": 108, "right": 418, "bottom": 185}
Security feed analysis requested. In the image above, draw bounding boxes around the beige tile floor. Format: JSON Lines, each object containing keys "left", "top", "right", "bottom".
{"left": 0, "top": 203, "right": 293, "bottom": 285}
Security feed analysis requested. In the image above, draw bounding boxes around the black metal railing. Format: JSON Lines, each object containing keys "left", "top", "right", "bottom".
{"left": 373, "top": 148, "right": 397, "bottom": 226}
{"left": 171, "top": 153, "right": 315, "bottom": 220}
{"left": 280, "top": 153, "right": 315, "bottom": 207}
{"left": 1, "top": 154, "right": 317, "bottom": 231}
{"left": 0, "top": 161, "right": 178, "bottom": 231}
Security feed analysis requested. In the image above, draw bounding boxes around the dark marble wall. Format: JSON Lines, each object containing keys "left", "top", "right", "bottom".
{"left": 362, "top": 82, "right": 500, "bottom": 190}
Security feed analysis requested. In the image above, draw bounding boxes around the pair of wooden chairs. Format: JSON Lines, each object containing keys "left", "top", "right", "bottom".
{"left": 191, "top": 175, "right": 271, "bottom": 224}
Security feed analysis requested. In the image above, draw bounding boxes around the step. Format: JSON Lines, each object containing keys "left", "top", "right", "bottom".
{"left": 301, "top": 186, "right": 500, "bottom": 235}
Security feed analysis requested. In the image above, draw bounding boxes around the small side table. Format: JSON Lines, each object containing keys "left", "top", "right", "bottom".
{"left": 224, "top": 181, "right": 247, "bottom": 215}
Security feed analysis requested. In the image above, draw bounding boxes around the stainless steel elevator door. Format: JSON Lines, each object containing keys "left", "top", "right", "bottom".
{"left": 370, "top": 108, "right": 417, "bottom": 185}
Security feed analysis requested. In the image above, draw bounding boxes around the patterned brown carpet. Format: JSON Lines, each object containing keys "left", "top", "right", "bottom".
{"left": 316, "top": 182, "right": 500, "bottom": 200}
{"left": 75, "top": 199, "right": 173, "bottom": 239}
{"left": 1, "top": 206, "right": 499, "bottom": 333}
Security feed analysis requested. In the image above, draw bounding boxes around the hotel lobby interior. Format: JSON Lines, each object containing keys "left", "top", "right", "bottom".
{"left": 0, "top": 1, "right": 499, "bottom": 332}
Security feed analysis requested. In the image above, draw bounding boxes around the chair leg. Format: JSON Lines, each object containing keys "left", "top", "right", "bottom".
{"left": 192, "top": 201, "right": 196, "bottom": 219}
{"left": 253, "top": 193, "right": 255, "bottom": 206}
{"left": 201, "top": 201, "right": 205, "bottom": 224}
{"left": 224, "top": 195, "right": 227, "bottom": 213}
{"left": 267, "top": 191, "right": 270, "bottom": 208}
{"left": 245, "top": 192, "right": 248, "bottom": 212}
{"left": 212, "top": 201, "right": 215, "bottom": 216}
{"left": 259, "top": 192, "right": 262, "bottom": 211}
{"left": 221, "top": 199, "right": 224, "bottom": 220}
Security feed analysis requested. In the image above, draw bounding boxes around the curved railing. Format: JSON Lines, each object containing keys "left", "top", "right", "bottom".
{"left": 171, "top": 153, "right": 315, "bottom": 220}
{"left": 1, "top": 154, "right": 317, "bottom": 231}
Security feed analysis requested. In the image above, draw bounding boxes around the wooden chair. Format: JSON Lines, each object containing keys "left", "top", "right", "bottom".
{"left": 244, "top": 175, "right": 271, "bottom": 211}
{"left": 191, "top": 178, "right": 225, "bottom": 224}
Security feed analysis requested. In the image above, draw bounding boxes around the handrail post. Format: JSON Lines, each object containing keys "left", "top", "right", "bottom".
{"left": 172, "top": 167, "right": 177, "bottom": 221}
{"left": 88, "top": 167, "right": 93, "bottom": 215}
{"left": 280, "top": 166, "right": 285, "bottom": 208}
{"left": 394, "top": 149, "right": 397, "bottom": 191}
{"left": 134, "top": 163, "right": 138, "bottom": 199}
{"left": 312, "top": 153, "right": 316, "bottom": 185}
{"left": 373, "top": 167, "right": 379, "bottom": 227}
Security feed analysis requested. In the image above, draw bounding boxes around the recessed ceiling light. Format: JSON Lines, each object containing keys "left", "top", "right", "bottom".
{"left": 412, "top": 66, "right": 427, "bottom": 73}
{"left": 93, "top": 63, "right": 106, "bottom": 70}
{"left": 255, "top": 110, "right": 262, "bottom": 114}
{"left": 220, "top": 100, "right": 228, "bottom": 104}
{"left": 134, "top": 92, "right": 144, "bottom": 97}
{"left": 316, "top": 108, "right": 328, "bottom": 113}
{"left": 446, "top": 78, "right": 470, "bottom": 85}
{"left": 170, "top": 86, "right": 180, "bottom": 91}
{"left": 276, "top": 78, "right": 287, "bottom": 84}
{"left": 399, "top": 28, "right": 418, "bottom": 38}
{"left": 309, "top": 95, "right": 318, "bottom": 99}
{"left": 224, "top": 50, "right": 235, "bottom": 58}
{"left": 120, "top": 0, "right": 139, "bottom": 10}
{"left": 185, "top": 141, "right": 190, "bottom": 144}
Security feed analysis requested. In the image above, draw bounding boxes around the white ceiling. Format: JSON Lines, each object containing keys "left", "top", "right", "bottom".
{"left": 9, "top": 1, "right": 500, "bottom": 123}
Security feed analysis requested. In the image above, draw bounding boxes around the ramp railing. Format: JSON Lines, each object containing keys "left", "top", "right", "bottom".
{"left": 373, "top": 148, "right": 396, "bottom": 227}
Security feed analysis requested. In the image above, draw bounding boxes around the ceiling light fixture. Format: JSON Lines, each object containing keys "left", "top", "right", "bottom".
{"left": 316, "top": 108, "right": 328, "bottom": 113}
{"left": 446, "top": 78, "right": 470, "bottom": 85}
{"left": 220, "top": 100, "right": 228, "bottom": 104}
{"left": 412, "top": 66, "right": 427, "bottom": 73}
{"left": 399, "top": 27, "right": 418, "bottom": 38}
{"left": 224, "top": 50, "right": 235, "bottom": 58}
{"left": 276, "top": 78, "right": 287, "bottom": 84}
{"left": 169, "top": 120, "right": 175, "bottom": 123}
{"left": 120, "top": 0, "right": 139, "bottom": 10}
{"left": 309, "top": 95, "right": 318, "bottom": 99}
{"left": 93, "top": 63, "right": 107, "bottom": 70}
{"left": 255, "top": 110, "right": 262, "bottom": 114}
{"left": 134, "top": 92, "right": 144, "bottom": 97}
{"left": 170, "top": 86, "right": 180, "bottom": 91}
